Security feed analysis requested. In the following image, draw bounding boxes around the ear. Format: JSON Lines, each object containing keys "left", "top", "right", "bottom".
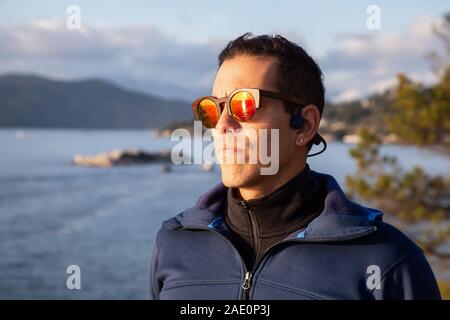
{"left": 295, "top": 104, "right": 321, "bottom": 147}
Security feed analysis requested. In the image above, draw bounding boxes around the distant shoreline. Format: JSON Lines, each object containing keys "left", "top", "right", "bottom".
{"left": 2, "top": 127, "right": 449, "bottom": 157}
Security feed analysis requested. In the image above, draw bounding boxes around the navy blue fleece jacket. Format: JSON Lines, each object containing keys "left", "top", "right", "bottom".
{"left": 149, "top": 170, "right": 441, "bottom": 300}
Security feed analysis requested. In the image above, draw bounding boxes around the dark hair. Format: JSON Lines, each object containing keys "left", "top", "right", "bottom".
{"left": 218, "top": 33, "right": 325, "bottom": 116}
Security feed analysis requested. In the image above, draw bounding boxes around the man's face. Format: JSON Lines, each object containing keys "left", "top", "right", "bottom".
{"left": 212, "top": 55, "right": 299, "bottom": 189}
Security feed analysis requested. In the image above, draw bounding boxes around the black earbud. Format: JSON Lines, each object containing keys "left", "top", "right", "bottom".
{"left": 289, "top": 113, "right": 304, "bottom": 129}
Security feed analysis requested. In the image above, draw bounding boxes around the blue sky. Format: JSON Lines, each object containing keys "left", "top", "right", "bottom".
{"left": 0, "top": 0, "right": 448, "bottom": 101}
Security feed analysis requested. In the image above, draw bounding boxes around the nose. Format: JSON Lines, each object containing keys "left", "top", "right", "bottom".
{"left": 215, "top": 102, "right": 240, "bottom": 133}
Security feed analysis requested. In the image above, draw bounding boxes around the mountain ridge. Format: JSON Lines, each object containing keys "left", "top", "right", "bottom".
{"left": 0, "top": 73, "right": 193, "bottom": 129}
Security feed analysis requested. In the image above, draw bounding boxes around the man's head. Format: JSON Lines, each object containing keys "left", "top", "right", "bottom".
{"left": 211, "top": 33, "right": 325, "bottom": 199}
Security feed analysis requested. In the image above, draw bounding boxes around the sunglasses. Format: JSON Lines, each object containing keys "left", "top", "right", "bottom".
{"left": 191, "top": 88, "right": 306, "bottom": 128}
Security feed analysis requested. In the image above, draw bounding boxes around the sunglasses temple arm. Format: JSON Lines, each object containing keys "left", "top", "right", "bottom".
{"left": 260, "top": 91, "right": 306, "bottom": 108}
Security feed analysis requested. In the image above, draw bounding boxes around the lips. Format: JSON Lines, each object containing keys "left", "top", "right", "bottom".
{"left": 213, "top": 133, "right": 251, "bottom": 155}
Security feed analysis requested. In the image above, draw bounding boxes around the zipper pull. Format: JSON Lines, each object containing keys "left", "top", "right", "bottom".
{"left": 242, "top": 271, "right": 252, "bottom": 290}
{"left": 240, "top": 200, "right": 249, "bottom": 210}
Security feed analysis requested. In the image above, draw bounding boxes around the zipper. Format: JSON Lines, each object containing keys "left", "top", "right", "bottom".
{"left": 239, "top": 235, "right": 308, "bottom": 300}
{"left": 240, "top": 200, "right": 260, "bottom": 265}
{"left": 239, "top": 200, "right": 260, "bottom": 300}
{"left": 241, "top": 271, "right": 252, "bottom": 300}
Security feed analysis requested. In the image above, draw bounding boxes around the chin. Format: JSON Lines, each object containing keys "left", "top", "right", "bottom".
{"left": 219, "top": 164, "right": 260, "bottom": 188}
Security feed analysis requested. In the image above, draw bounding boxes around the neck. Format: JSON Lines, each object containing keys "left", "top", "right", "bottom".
{"left": 238, "top": 161, "right": 306, "bottom": 200}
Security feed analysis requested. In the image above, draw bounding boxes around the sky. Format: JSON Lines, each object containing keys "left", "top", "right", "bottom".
{"left": 0, "top": 0, "right": 448, "bottom": 101}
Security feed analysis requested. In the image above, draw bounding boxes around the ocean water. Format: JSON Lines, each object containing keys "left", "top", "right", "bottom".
{"left": 0, "top": 128, "right": 448, "bottom": 299}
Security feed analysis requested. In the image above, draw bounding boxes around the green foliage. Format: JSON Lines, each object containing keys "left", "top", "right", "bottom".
{"left": 347, "top": 128, "right": 450, "bottom": 258}
{"left": 386, "top": 70, "right": 450, "bottom": 151}
{"left": 387, "top": 12, "right": 450, "bottom": 152}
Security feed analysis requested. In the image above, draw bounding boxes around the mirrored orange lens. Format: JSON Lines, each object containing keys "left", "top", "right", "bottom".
{"left": 230, "top": 91, "right": 256, "bottom": 122}
{"left": 197, "top": 98, "right": 219, "bottom": 128}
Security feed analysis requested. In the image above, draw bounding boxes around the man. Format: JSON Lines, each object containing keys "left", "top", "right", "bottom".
{"left": 149, "top": 33, "right": 441, "bottom": 300}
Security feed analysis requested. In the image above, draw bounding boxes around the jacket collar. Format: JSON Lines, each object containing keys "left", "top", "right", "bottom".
{"left": 226, "top": 164, "right": 322, "bottom": 237}
{"left": 162, "top": 170, "right": 383, "bottom": 242}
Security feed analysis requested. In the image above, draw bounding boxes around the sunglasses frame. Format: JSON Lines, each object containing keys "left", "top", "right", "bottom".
{"left": 192, "top": 88, "right": 307, "bottom": 127}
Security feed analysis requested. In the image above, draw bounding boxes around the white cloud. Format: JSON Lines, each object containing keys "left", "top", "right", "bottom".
{"left": 320, "top": 15, "right": 443, "bottom": 102}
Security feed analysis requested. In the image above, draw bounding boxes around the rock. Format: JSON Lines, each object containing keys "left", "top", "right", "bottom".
{"left": 73, "top": 149, "right": 172, "bottom": 167}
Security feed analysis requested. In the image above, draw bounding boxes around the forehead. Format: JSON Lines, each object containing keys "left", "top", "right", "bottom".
{"left": 212, "top": 55, "right": 279, "bottom": 97}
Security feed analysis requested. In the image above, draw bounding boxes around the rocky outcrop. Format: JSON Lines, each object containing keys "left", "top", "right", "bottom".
{"left": 73, "top": 149, "right": 172, "bottom": 168}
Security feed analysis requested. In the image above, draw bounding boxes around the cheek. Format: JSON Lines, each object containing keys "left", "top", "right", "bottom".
{"left": 259, "top": 114, "right": 294, "bottom": 148}
{"left": 276, "top": 127, "right": 297, "bottom": 156}
{"left": 240, "top": 114, "right": 293, "bottom": 152}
